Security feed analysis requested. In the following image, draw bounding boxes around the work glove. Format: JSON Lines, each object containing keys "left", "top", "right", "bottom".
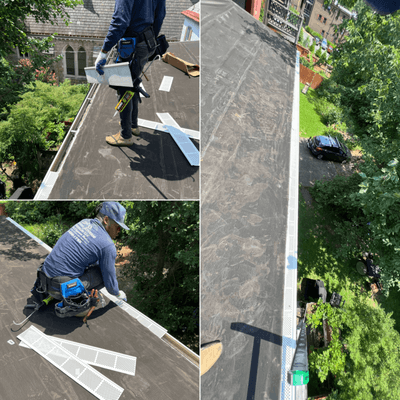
{"left": 117, "top": 290, "right": 127, "bottom": 302}
{"left": 95, "top": 51, "right": 107, "bottom": 75}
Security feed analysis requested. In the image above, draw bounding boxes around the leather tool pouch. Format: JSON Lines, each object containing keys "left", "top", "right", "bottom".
{"left": 31, "top": 263, "right": 49, "bottom": 304}
{"left": 148, "top": 35, "right": 169, "bottom": 61}
{"left": 143, "top": 27, "right": 157, "bottom": 51}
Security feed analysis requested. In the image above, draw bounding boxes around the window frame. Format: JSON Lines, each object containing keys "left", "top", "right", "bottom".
{"left": 184, "top": 26, "right": 193, "bottom": 41}
{"left": 77, "top": 46, "right": 87, "bottom": 77}
{"left": 64, "top": 44, "right": 88, "bottom": 78}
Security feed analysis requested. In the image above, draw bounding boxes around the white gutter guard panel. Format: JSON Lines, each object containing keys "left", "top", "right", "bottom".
{"left": 100, "top": 288, "right": 168, "bottom": 338}
{"left": 19, "top": 336, "right": 137, "bottom": 376}
{"left": 18, "top": 326, "right": 124, "bottom": 400}
{"left": 159, "top": 76, "right": 174, "bottom": 92}
{"left": 281, "top": 50, "right": 301, "bottom": 400}
{"left": 85, "top": 63, "right": 133, "bottom": 87}
{"left": 164, "top": 125, "right": 200, "bottom": 166}
{"left": 156, "top": 112, "right": 200, "bottom": 140}
{"left": 139, "top": 118, "right": 200, "bottom": 140}
{"left": 6, "top": 217, "right": 52, "bottom": 253}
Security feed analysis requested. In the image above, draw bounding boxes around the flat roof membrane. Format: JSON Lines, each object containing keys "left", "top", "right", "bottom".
{"left": 46, "top": 41, "right": 199, "bottom": 200}
{"left": 201, "top": 1, "right": 297, "bottom": 399}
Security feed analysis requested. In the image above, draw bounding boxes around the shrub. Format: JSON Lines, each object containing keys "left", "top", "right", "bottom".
{"left": 316, "top": 48, "right": 322, "bottom": 58}
{"left": 299, "top": 27, "right": 304, "bottom": 43}
{"left": 310, "top": 41, "right": 316, "bottom": 53}
{"left": 314, "top": 97, "right": 344, "bottom": 126}
{"left": 305, "top": 26, "right": 323, "bottom": 40}
{"left": 0, "top": 80, "right": 89, "bottom": 185}
{"left": 310, "top": 173, "right": 365, "bottom": 225}
{"left": 300, "top": 57, "right": 313, "bottom": 69}
{"left": 289, "top": 5, "right": 300, "bottom": 15}
{"left": 318, "top": 51, "right": 328, "bottom": 65}
{"left": 317, "top": 79, "right": 343, "bottom": 107}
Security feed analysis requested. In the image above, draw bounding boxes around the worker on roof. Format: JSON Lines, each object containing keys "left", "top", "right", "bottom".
{"left": 95, "top": 0, "right": 166, "bottom": 147}
{"left": 37, "top": 202, "right": 128, "bottom": 307}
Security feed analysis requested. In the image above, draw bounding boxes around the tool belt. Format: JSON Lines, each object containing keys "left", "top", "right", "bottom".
{"left": 110, "top": 26, "right": 158, "bottom": 95}
{"left": 54, "top": 278, "right": 91, "bottom": 318}
{"left": 124, "top": 25, "right": 157, "bottom": 52}
{"left": 34, "top": 265, "right": 92, "bottom": 318}
{"left": 36, "top": 266, "right": 69, "bottom": 299}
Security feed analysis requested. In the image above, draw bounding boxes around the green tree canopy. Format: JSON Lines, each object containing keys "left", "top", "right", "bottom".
{"left": 311, "top": 2, "right": 400, "bottom": 293}
{"left": 308, "top": 298, "right": 400, "bottom": 399}
{"left": 120, "top": 201, "right": 199, "bottom": 349}
{"left": 0, "top": 0, "right": 81, "bottom": 58}
{"left": 0, "top": 80, "right": 89, "bottom": 185}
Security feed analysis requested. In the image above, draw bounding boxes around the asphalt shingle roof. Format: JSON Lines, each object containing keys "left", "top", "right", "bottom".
{"left": 24, "top": 0, "right": 199, "bottom": 41}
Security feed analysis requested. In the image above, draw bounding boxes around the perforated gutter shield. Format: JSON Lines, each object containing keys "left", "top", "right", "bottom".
{"left": 35, "top": 82, "right": 100, "bottom": 200}
{"left": 18, "top": 326, "right": 125, "bottom": 400}
{"left": 19, "top": 335, "right": 137, "bottom": 376}
{"left": 280, "top": 51, "right": 302, "bottom": 400}
{"left": 7, "top": 216, "right": 199, "bottom": 368}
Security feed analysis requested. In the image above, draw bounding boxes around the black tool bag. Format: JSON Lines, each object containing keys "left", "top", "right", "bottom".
{"left": 148, "top": 35, "right": 169, "bottom": 61}
{"left": 55, "top": 278, "right": 91, "bottom": 318}
{"left": 31, "top": 263, "right": 49, "bottom": 304}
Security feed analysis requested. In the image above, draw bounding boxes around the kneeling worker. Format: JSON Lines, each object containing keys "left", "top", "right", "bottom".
{"left": 34, "top": 202, "right": 128, "bottom": 318}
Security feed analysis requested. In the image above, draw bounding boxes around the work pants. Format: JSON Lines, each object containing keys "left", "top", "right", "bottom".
{"left": 119, "top": 43, "right": 155, "bottom": 139}
{"left": 45, "top": 265, "right": 104, "bottom": 300}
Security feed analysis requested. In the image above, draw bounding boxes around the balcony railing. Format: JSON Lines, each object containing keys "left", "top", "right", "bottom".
{"left": 264, "top": 0, "right": 304, "bottom": 44}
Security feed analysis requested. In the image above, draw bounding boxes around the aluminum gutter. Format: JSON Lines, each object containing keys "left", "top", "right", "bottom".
{"left": 34, "top": 82, "right": 100, "bottom": 200}
{"left": 280, "top": 50, "right": 301, "bottom": 400}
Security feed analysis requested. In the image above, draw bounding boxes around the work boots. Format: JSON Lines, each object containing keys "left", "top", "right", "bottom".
{"left": 106, "top": 132, "right": 134, "bottom": 147}
{"left": 119, "top": 121, "right": 141, "bottom": 136}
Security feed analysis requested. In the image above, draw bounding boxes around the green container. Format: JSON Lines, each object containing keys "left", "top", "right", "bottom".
{"left": 290, "top": 370, "right": 309, "bottom": 386}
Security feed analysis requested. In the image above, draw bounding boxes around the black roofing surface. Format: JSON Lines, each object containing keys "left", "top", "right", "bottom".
{"left": 47, "top": 40, "right": 199, "bottom": 200}
{"left": 24, "top": 0, "right": 199, "bottom": 41}
{"left": 0, "top": 216, "right": 199, "bottom": 399}
{"left": 200, "top": 1, "right": 296, "bottom": 399}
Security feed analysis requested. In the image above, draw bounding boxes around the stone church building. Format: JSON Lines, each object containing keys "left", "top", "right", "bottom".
{"left": 11, "top": 0, "right": 197, "bottom": 83}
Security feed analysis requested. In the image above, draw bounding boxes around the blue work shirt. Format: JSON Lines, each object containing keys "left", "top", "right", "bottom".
{"left": 103, "top": 0, "right": 166, "bottom": 52}
{"left": 42, "top": 219, "right": 119, "bottom": 296}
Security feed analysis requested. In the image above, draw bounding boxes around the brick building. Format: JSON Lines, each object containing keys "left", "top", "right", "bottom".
{"left": 308, "top": 0, "right": 352, "bottom": 42}
{"left": 292, "top": 0, "right": 353, "bottom": 43}
{"left": 9, "top": 0, "right": 198, "bottom": 84}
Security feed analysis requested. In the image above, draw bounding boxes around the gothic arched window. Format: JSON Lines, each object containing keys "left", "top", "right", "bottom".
{"left": 66, "top": 46, "right": 75, "bottom": 75}
{"left": 78, "top": 46, "right": 86, "bottom": 76}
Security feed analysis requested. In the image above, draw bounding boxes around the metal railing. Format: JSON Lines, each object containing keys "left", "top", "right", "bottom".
{"left": 265, "top": 0, "right": 304, "bottom": 44}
